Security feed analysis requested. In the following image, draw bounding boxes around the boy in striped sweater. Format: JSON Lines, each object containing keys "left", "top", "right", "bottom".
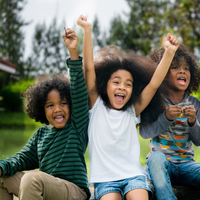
{"left": 0, "top": 28, "right": 90, "bottom": 200}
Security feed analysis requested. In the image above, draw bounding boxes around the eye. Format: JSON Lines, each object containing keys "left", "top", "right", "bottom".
{"left": 113, "top": 81, "right": 119, "bottom": 84}
{"left": 61, "top": 102, "right": 68, "bottom": 106}
{"left": 171, "top": 66, "right": 178, "bottom": 69}
{"left": 185, "top": 67, "right": 190, "bottom": 71}
{"left": 126, "top": 83, "right": 132, "bottom": 87}
{"left": 46, "top": 104, "right": 53, "bottom": 108}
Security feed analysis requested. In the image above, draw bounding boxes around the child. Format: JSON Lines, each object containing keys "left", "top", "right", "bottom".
{"left": 77, "top": 15, "right": 179, "bottom": 200}
{"left": 139, "top": 44, "right": 200, "bottom": 200}
{"left": 0, "top": 28, "right": 91, "bottom": 200}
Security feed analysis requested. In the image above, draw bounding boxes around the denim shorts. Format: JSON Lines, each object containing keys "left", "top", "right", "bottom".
{"left": 94, "top": 175, "right": 153, "bottom": 200}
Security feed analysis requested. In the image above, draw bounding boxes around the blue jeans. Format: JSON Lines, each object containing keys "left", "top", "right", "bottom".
{"left": 146, "top": 151, "right": 200, "bottom": 200}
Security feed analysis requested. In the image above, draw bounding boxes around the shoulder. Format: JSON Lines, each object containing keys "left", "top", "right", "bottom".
{"left": 34, "top": 125, "right": 53, "bottom": 136}
{"left": 185, "top": 94, "right": 200, "bottom": 104}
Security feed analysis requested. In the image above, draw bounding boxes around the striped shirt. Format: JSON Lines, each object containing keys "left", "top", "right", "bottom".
{"left": 140, "top": 94, "right": 200, "bottom": 164}
{"left": 0, "top": 57, "right": 90, "bottom": 198}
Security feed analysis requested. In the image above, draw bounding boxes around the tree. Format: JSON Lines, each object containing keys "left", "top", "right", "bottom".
{"left": 0, "top": 0, "right": 29, "bottom": 83}
{"left": 166, "top": 0, "right": 200, "bottom": 57}
{"left": 92, "top": 15, "right": 106, "bottom": 50}
{"left": 107, "top": 0, "right": 171, "bottom": 55}
{"left": 107, "top": 0, "right": 200, "bottom": 58}
{"left": 25, "top": 19, "right": 72, "bottom": 77}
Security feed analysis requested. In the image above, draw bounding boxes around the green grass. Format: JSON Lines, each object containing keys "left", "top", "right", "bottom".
{"left": 0, "top": 111, "right": 43, "bottom": 128}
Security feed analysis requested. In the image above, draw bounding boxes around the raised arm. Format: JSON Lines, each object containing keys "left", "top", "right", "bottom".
{"left": 62, "top": 29, "right": 89, "bottom": 140}
{"left": 134, "top": 34, "right": 179, "bottom": 116}
{"left": 77, "top": 15, "right": 98, "bottom": 109}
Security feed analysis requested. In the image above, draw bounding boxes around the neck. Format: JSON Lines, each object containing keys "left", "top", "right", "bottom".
{"left": 165, "top": 89, "right": 185, "bottom": 103}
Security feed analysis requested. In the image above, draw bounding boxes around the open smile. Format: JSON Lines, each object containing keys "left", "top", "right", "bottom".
{"left": 54, "top": 115, "right": 65, "bottom": 123}
{"left": 115, "top": 93, "right": 125, "bottom": 103}
{"left": 177, "top": 77, "right": 186, "bottom": 86}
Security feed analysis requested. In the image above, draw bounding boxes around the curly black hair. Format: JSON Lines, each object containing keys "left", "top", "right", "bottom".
{"left": 150, "top": 44, "right": 200, "bottom": 95}
{"left": 21, "top": 73, "right": 71, "bottom": 125}
{"left": 94, "top": 46, "right": 165, "bottom": 125}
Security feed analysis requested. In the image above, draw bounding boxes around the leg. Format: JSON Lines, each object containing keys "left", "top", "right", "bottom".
{"left": 123, "top": 176, "right": 151, "bottom": 200}
{"left": 19, "top": 170, "right": 87, "bottom": 200}
{"left": 126, "top": 189, "right": 148, "bottom": 200}
{"left": 0, "top": 171, "right": 24, "bottom": 200}
{"left": 177, "top": 161, "right": 200, "bottom": 187}
{"left": 94, "top": 181, "right": 122, "bottom": 200}
{"left": 147, "top": 151, "right": 177, "bottom": 200}
{"left": 100, "top": 193, "right": 122, "bottom": 200}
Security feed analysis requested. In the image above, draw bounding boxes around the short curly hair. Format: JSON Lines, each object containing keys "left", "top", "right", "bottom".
{"left": 150, "top": 44, "right": 200, "bottom": 95}
{"left": 21, "top": 73, "right": 71, "bottom": 125}
{"left": 94, "top": 46, "right": 165, "bottom": 125}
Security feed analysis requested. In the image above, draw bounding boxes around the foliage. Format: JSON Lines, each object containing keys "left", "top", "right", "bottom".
{"left": 0, "top": 79, "right": 33, "bottom": 112}
{"left": 0, "top": 0, "right": 29, "bottom": 82}
{"left": 107, "top": 0, "right": 200, "bottom": 58}
{"left": 24, "top": 19, "right": 69, "bottom": 77}
{"left": 166, "top": 0, "right": 200, "bottom": 55}
{"left": 92, "top": 15, "right": 106, "bottom": 49}
{"left": 107, "top": 0, "right": 171, "bottom": 55}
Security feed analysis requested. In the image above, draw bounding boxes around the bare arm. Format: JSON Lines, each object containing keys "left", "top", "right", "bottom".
{"left": 135, "top": 34, "right": 179, "bottom": 116}
{"left": 77, "top": 15, "right": 98, "bottom": 109}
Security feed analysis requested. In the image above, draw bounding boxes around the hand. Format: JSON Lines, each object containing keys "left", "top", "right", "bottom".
{"left": 184, "top": 106, "right": 196, "bottom": 126}
{"left": 77, "top": 15, "right": 91, "bottom": 30}
{"left": 62, "top": 28, "right": 79, "bottom": 52}
{"left": 165, "top": 105, "right": 182, "bottom": 121}
{"left": 163, "top": 33, "right": 179, "bottom": 53}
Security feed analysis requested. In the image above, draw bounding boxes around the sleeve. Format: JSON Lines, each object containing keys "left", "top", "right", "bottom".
{"left": 0, "top": 132, "right": 39, "bottom": 177}
{"left": 66, "top": 57, "right": 89, "bottom": 142}
{"left": 188, "top": 98, "right": 200, "bottom": 146}
{"left": 139, "top": 110, "right": 174, "bottom": 139}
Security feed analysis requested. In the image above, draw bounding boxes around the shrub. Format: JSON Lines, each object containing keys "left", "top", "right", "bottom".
{"left": 0, "top": 80, "right": 34, "bottom": 112}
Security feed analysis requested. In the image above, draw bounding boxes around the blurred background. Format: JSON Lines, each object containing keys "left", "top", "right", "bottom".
{"left": 0, "top": 0, "right": 200, "bottom": 175}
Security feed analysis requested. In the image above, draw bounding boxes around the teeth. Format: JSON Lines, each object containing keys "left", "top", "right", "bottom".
{"left": 116, "top": 94, "right": 124, "bottom": 96}
{"left": 55, "top": 116, "right": 63, "bottom": 119}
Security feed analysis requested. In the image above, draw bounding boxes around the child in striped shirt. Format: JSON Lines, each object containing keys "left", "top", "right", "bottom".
{"left": 0, "top": 28, "right": 90, "bottom": 200}
{"left": 140, "top": 44, "right": 200, "bottom": 200}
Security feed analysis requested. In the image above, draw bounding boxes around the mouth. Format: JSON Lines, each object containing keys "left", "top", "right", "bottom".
{"left": 115, "top": 93, "right": 125, "bottom": 103}
{"left": 54, "top": 115, "right": 64, "bottom": 123}
{"left": 177, "top": 77, "right": 186, "bottom": 86}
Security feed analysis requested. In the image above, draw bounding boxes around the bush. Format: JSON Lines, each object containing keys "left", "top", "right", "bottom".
{"left": 0, "top": 80, "right": 34, "bottom": 112}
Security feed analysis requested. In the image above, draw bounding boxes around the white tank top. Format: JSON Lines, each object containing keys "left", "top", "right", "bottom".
{"left": 88, "top": 97, "right": 146, "bottom": 184}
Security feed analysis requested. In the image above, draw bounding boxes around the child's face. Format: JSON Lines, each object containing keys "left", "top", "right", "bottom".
{"left": 107, "top": 69, "right": 133, "bottom": 110}
{"left": 168, "top": 59, "right": 191, "bottom": 92}
{"left": 44, "top": 89, "right": 70, "bottom": 129}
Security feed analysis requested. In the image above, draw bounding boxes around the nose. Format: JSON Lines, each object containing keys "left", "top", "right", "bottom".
{"left": 179, "top": 68, "right": 186, "bottom": 74}
{"left": 119, "top": 83, "right": 125, "bottom": 90}
{"left": 54, "top": 105, "right": 61, "bottom": 112}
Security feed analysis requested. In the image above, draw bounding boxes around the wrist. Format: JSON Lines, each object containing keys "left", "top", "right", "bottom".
{"left": 69, "top": 49, "right": 79, "bottom": 60}
{"left": 165, "top": 113, "right": 174, "bottom": 121}
{"left": 83, "top": 23, "right": 92, "bottom": 32}
{"left": 164, "top": 47, "right": 176, "bottom": 55}
{"left": 188, "top": 119, "right": 196, "bottom": 127}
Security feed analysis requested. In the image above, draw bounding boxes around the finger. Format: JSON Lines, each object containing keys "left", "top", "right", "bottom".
{"left": 166, "top": 33, "right": 171, "bottom": 41}
{"left": 65, "top": 28, "right": 74, "bottom": 34}
{"left": 169, "top": 36, "right": 176, "bottom": 45}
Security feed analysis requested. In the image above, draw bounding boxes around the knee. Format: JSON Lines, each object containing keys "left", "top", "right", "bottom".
{"left": 148, "top": 151, "right": 167, "bottom": 167}
{"left": 147, "top": 151, "right": 169, "bottom": 176}
{"left": 20, "top": 171, "right": 43, "bottom": 190}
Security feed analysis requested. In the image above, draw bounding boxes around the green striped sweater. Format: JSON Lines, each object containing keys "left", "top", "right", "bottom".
{"left": 0, "top": 57, "right": 90, "bottom": 199}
